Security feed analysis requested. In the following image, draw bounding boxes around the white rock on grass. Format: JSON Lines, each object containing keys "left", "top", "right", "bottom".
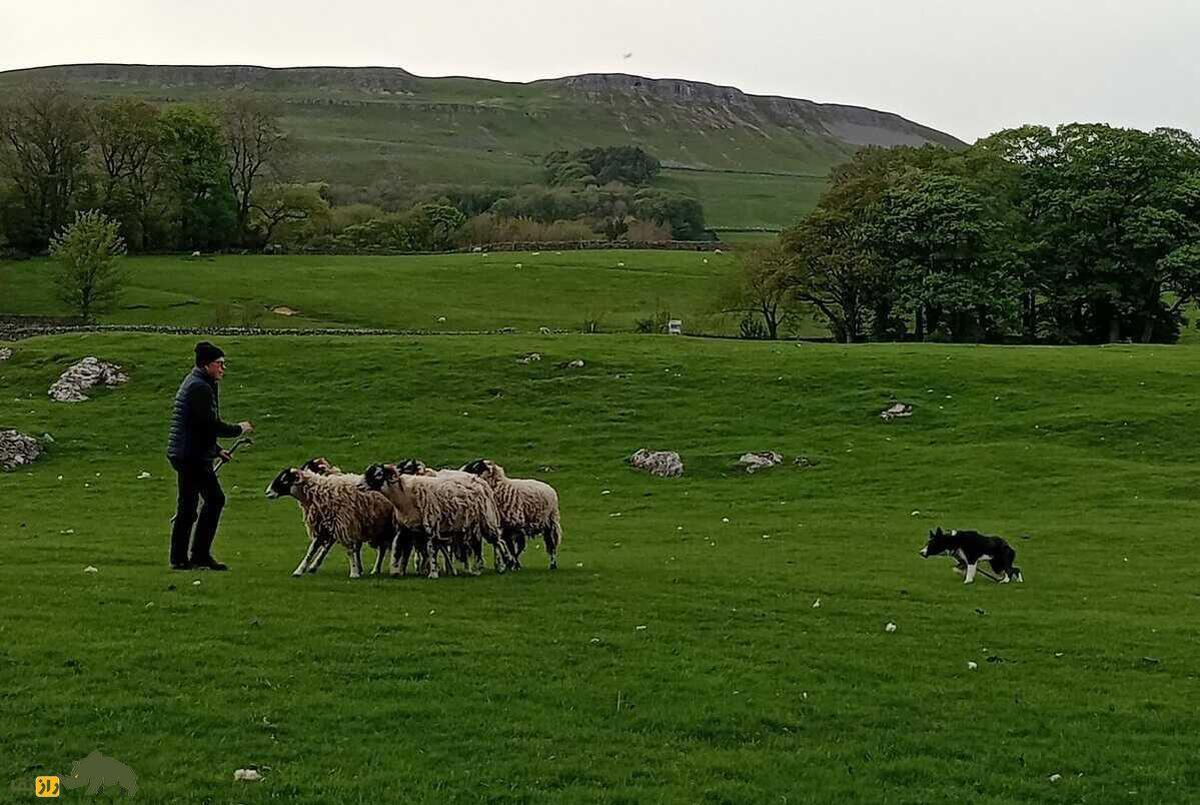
{"left": 1049, "top": 773, "right": 1062, "bottom": 783}
{"left": 48, "top": 357, "right": 129, "bottom": 403}
{"left": 0, "top": 347, "right": 12, "bottom": 361}
{"left": 233, "top": 769, "right": 262, "bottom": 782}
{"left": 628, "top": 449, "right": 683, "bottom": 478}
{"left": 84, "top": 566, "right": 98, "bottom": 573}
{"left": 967, "top": 661, "right": 978, "bottom": 670}
{"left": 885, "top": 622, "right": 897, "bottom": 633}
{"left": 880, "top": 403, "right": 914, "bottom": 421}
{"left": 137, "top": 471, "right": 151, "bottom": 479}
{"left": 812, "top": 598, "right": 821, "bottom": 609}
{"left": 737, "top": 451, "right": 783, "bottom": 474}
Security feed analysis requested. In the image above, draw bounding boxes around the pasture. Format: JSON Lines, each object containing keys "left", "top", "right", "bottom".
{"left": 0, "top": 251, "right": 757, "bottom": 335}
{"left": 2, "top": 331, "right": 1198, "bottom": 802}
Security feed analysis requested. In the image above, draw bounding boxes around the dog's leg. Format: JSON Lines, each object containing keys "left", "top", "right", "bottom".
{"left": 964, "top": 563, "right": 977, "bottom": 584}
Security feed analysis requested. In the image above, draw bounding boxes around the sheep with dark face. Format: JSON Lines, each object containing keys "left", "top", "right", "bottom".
{"left": 265, "top": 465, "right": 398, "bottom": 578}
{"left": 394, "top": 458, "right": 520, "bottom": 571}
{"left": 362, "top": 463, "right": 511, "bottom": 577}
{"left": 295, "top": 456, "right": 399, "bottom": 575}
{"left": 461, "top": 459, "right": 562, "bottom": 570}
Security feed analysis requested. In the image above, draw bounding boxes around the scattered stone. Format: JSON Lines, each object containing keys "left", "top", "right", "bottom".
{"left": 539, "top": 326, "right": 552, "bottom": 335}
{"left": 48, "top": 357, "right": 129, "bottom": 403}
{"left": 0, "top": 347, "right": 11, "bottom": 361}
{"left": 880, "top": 402, "right": 914, "bottom": 421}
{"left": 233, "top": 769, "right": 262, "bottom": 782}
{"left": 628, "top": 449, "right": 683, "bottom": 478}
{"left": 967, "top": 661, "right": 978, "bottom": 670}
{"left": 517, "top": 352, "right": 542, "bottom": 364}
{"left": 84, "top": 566, "right": 98, "bottom": 574}
{"left": 0, "top": 430, "right": 42, "bottom": 471}
{"left": 885, "top": 622, "right": 897, "bottom": 633}
{"left": 272, "top": 306, "right": 299, "bottom": 317}
{"left": 1049, "top": 774, "right": 1062, "bottom": 783}
{"left": 562, "top": 359, "right": 585, "bottom": 369}
{"left": 137, "top": 471, "right": 151, "bottom": 480}
{"left": 793, "top": 455, "right": 816, "bottom": 469}
{"left": 738, "top": 451, "right": 783, "bottom": 473}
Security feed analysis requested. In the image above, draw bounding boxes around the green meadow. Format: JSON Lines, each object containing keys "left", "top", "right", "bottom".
{"left": 2, "top": 328, "right": 1198, "bottom": 802}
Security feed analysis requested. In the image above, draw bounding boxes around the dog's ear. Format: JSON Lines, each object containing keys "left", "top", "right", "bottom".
{"left": 934, "top": 527, "right": 944, "bottom": 537}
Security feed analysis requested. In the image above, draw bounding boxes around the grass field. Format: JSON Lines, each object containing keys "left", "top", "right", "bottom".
{"left": 2, "top": 332, "right": 1199, "bottom": 802}
{"left": 0, "top": 251, "right": 768, "bottom": 335}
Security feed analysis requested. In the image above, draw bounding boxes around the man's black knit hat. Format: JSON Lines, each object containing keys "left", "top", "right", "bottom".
{"left": 194, "top": 341, "right": 225, "bottom": 367}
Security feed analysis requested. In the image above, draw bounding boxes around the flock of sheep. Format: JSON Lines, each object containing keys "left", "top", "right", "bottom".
{"left": 265, "top": 457, "right": 562, "bottom": 579}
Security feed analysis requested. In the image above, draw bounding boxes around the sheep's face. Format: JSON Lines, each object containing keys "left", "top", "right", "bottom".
{"left": 396, "top": 458, "right": 428, "bottom": 476}
{"left": 363, "top": 463, "right": 399, "bottom": 491}
{"left": 266, "top": 467, "right": 301, "bottom": 499}
{"left": 461, "top": 458, "right": 494, "bottom": 478}
{"left": 301, "top": 456, "right": 339, "bottom": 475}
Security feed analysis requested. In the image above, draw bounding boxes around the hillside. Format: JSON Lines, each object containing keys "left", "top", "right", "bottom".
{"left": 0, "top": 64, "right": 963, "bottom": 230}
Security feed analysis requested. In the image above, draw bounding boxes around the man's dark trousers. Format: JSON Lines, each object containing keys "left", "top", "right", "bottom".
{"left": 169, "top": 457, "right": 225, "bottom": 564}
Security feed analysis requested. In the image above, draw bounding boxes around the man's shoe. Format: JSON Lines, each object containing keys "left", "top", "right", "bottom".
{"left": 191, "top": 557, "right": 229, "bottom": 571}
{"left": 170, "top": 561, "right": 193, "bottom": 571}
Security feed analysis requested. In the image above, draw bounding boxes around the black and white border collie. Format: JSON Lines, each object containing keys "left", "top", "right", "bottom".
{"left": 920, "top": 527, "right": 1024, "bottom": 584}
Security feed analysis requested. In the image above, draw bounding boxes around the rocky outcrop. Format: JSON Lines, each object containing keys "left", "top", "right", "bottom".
{"left": 48, "top": 357, "right": 129, "bottom": 403}
{"left": 0, "top": 430, "right": 42, "bottom": 471}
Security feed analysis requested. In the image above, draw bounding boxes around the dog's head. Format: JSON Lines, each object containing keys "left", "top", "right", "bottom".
{"left": 920, "top": 527, "right": 952, "bottom": 558}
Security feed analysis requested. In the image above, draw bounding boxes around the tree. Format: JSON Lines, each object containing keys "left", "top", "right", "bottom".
{"left": 0, "top": 83, "right": 91, "bottom": 249}
{"left": 250, "top": 182, "right": 330, "bottom": 246}
{"left": 49, "top": 210, "right": 126, "bottom": 321}
{"left": 782, "top": 208, "right": 887, "bottom": 343}
{"left": 221, "top": 95, "right": 289, "bottom": 245}
{"left": 89, "top": 99, "right": 163, "bottom": 250}
{"left": 719, "top": 245, "right": 797, "bottom": 339}
{"left": 157, "top": 106, "right": 236, "bottom": 250}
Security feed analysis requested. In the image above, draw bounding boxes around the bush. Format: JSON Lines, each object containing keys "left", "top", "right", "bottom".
{"left": 635, "top": 308, "right": 673, "bottom": 334}
{"left": 49, "top": 210, "right": 127, "bottom": 322}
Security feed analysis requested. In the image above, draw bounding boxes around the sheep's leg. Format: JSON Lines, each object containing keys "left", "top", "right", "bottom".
{"left": 370, "top": 543, "right": 388, "bottom": 576}
{"left": 308, "top": 540, "right": 335, "bottom": 573}
{"left": 292, "top": 538, "right": 325, "bottom": 577}
{"left": 347, "top": 544, "right": 363, "bottom": 579}
{"left": 469, "top": 531, "right": 484, "bottom": 576}
{"left": 425, "top": 529, "right": 440, "bottom": 579}
{"left": 544, "top": 517, "right": 562, "bottom": 570}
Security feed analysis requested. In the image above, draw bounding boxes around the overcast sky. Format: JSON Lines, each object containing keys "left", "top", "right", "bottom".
{"left": 3, "top": 0, "right": 1198, "bottom": 142}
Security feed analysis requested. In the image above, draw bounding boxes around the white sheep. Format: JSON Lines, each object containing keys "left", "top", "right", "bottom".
{"left": 461, "top": 459, "right": 562, "bottom": 569}
{"left": 294, "top": 456, "right": 398, "bottom": 575}
{"left": 265, "top": 466, "right": 397, "bottom": 578}
{"left": 395, "top": 459, "right": 517, "bottom": 572}
{"left": 363, "top": 463, "right": 512, "bottom": 577}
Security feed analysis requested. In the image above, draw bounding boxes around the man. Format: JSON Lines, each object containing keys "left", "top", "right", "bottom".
{"left": 166, "top": 341, "right": 253, "bottom": 570}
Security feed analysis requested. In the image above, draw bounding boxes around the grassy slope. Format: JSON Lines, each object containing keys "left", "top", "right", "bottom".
{"left": 1, "top": 333, "right": 1198, "bottom": 802}
{"left": 0, "top": 251, "right": 814, "bottom": 337}
{"left": 0, "top": 66, "right": 957, "bottom": 229}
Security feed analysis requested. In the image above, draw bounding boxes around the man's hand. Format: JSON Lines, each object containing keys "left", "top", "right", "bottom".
{"left": 219, "top": 449, "right": 233, "bottom": 463}
{"left": 239, "top": 421, "right": 254, "bottom": 435}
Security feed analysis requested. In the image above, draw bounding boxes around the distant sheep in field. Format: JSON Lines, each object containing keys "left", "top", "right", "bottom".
{"left": 363, "top": 463, "right": 512, "bottom": 577}
{"left": 461, "top": 459, "right": 562, "bottom": 570}
{"left": 265, "top": 464, "right": 397, "bottom": 578}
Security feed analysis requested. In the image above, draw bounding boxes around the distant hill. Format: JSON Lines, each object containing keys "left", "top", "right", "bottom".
{"left": 0, "top": 64, "right": 964, "bottom": 230}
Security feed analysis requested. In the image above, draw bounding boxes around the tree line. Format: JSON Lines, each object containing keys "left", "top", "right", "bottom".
{"left": 0, "top": 86, "right": 708, "bottom": 256}
{"left": 726, "top": 124, "right": 1200, "bottom": 344}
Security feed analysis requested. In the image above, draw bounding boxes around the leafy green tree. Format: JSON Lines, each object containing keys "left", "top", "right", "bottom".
{"left": 157, "top": 106, "right": 236, "bottom": 250}
{"left": 49, "top": 210, "right": 127, "bottom": 321}
{"left": 0, "top": 83, "right": 91, "bottom": 249}
{"left": 718, "top": 245, "right": 797, "bottom": 340}
{"left": 250, "top": 182, "right": 330, "bottom": 246}
{"left": 89, "top": 99, "right": 163, "bottom": 251}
